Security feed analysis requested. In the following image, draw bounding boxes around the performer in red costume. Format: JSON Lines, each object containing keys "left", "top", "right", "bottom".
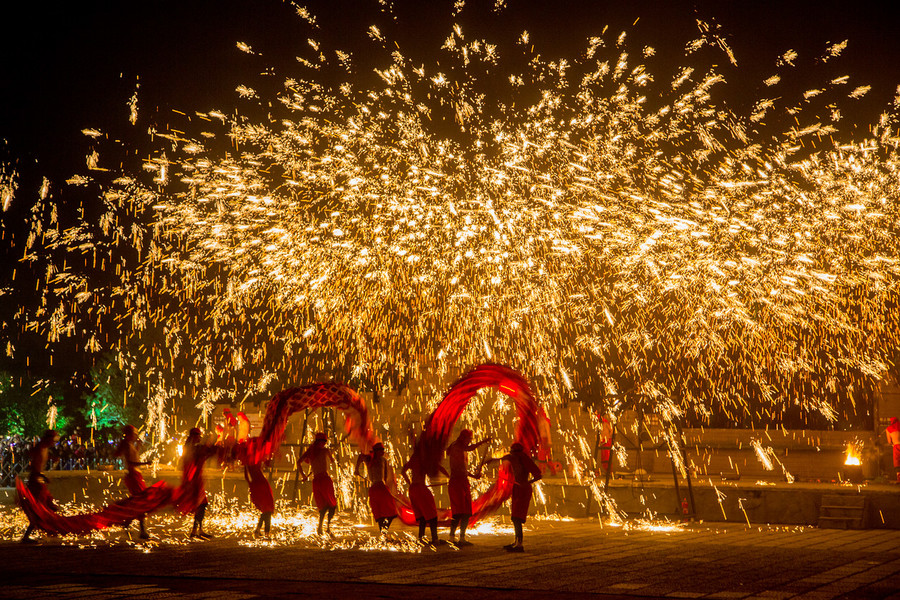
{"left": 236, "top": 412, "right": 251, "bottom": 442}
{"left": 244, "top": 461, "right": 275, "bottom": 537}
{"left": 176, "top": 427, "right": 216, "bottom": 539}
{"left": 445, "top": 429, "right": 491, "bottom": 545}
{"left": 355, "top": 442, "right": 397, "bottom": 533}
{"left": 223, "top": 408, "right": 237, "bottom": 440}
{"left": 401, "top": 449, "right": 448, "bottom": 545}
{"left": 886, "top": 417, "right": 900, "bottom": 484}
{"left": 502, "top": 442, "right": 542, "bottom": 553}
{"left": 596, "top": 415, "right": 613, "bottom": 475}
{"left": 300, "top": 432, "right": 338, "bottom": 536}
{"left": 114, "top": 425, "right": 150, "bottom": 539}
{"left": 20, "top": 429, "right": 59, "bottom": 543}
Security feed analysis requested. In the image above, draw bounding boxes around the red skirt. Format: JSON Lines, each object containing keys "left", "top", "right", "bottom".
{"left": 449, "top": 476, "right": 473, "bottom": 517}
{"left": 893, "top": 444, "right": 900, "bottom": 468}
{"left": 248, "top": 474, "right": 275, "bottom": 514}
{"left": 124, "top": 470, "right": 146, "bottom": 496}
{"left": 174, "top": 474, "right": 207, "bottom": 515}
{"left": 313, "top": 473, "right": 337, "bottom": 510}
{"left": 368, "top": 482, "right": 397, "bottom": 520}
{"left": 28, "top": 477, "right": 57, "bottom": 512}
{"left": 600, "top": 440, "right": 612, "bottom": 471}
{"left": 510, "top": 483, "right": 532, "bottom": 522}
{"left": 408, "top": 483, "right": 437, "bottom": 522}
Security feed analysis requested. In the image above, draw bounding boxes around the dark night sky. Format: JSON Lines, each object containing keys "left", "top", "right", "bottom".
{"left": 2, "top": 0, "right": 900, "bottom": 181}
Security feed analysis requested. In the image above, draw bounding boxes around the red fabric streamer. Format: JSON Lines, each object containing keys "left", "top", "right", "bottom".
{"left": 172, "top": 445, "right": 213, "bottom": 515}
{"left": 410, "top": 363, "right": 551, "bottom": 525}
{"left": 18, "top": 442, "right": 219, "bottom": 535}
{"left": 393, "top": 491, "right": 418, "bottom": 526}
{"left": 124, "top": 470, "right": 147, "bottom": 496}
{"left": 16, "top": 477, "right": 173, "bottom": 536}
{"left": 245, "top": 382, "right": 376, "bottom": 465}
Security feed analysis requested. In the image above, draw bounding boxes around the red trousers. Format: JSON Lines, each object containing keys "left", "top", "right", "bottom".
{"left": 510, "top": 483, "right": 532, "bottom": 522}
{"left": 313, "top": 473, "right": 337, "bottom": 510}
{"left": 248, "top": 476, "right": 275, "bottom": 514}
{"left": 408, "top": 483, "right": 437, "bottom": 521}
{"left": 368, "top": 482, "right": 397, "bottom": 520}
{"left": 28, "top": 476, "right": 57, "bottom": 512}
{"left": 449, "top": 477, "right": 473, "bottom": 517}
{"left": 893, "top": 445, "right": 900, "bottom": 481}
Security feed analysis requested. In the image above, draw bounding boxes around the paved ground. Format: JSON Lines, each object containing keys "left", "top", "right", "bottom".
{"left": 2, "top": 519, "right": 900, "bottom": 600}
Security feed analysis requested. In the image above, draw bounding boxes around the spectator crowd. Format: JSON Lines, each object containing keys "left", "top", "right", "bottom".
{"left": 1, "top": 431, "right": 123, "bottom": 487}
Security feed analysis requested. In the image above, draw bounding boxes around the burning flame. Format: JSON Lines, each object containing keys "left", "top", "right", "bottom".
{"left": 843, "top": 444, "right": 861, "bottom": 466}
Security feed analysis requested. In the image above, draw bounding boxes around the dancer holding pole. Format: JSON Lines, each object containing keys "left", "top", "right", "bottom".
{"left": 401, "top": 447, "right": 447, "bottom": 545}
{"left": 355, "top": 442, "right": 397, "bottom": 533}
{"left": 20, "top": 430, "right": 59, "bottom": 543}
{"left": 114, "top": 425, "right": 150, "bottom": 539}
{"left": 176, "top": 427, "right": 216, "bottom": 539}
{"left": 244, "top": 460, "right": 275, "bottom": 537}
{"left": 502, "top": 442, "right": 542, "bottom": 553}
{"left": 445, "top": 429, "right": 491, "bottom": 545}
{"left": 300, "top": 432, "right": 338, "bottom": 536}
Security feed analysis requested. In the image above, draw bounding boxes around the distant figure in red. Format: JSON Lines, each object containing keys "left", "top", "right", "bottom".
{"left": 222, "top": 408, "right": 237, "bottom": 440}
{"left": 300, "top": 432, "right": 338, "bottom": 536}
{"left": 221, "top": 408, "right": 238, "bottom": 461}
{"left": 114, "top": 425, "right": 150, "bottom": 539}
{"left": 886, "top": 417, "right": 900, "bottom": 484}
{"left": 355, "top": 442, "right": 397, "bottom": 533}
{"left": 20, "top": 429, "right": 59, "bottom": 543}
{"left": 402, "top": 448, "right": 448, "bottom": 545}
{"left": 177, "top": 427, "right": 216, "bottom": 539}
{"left": 446, "top": 429, "right": 491, "bottom": 545}
{"left": 244, "top": 461, "right": 275, "bottom": 537}
{"left": 596, "top": 415, "right": 613, "bottom": 475}
{"left": 503, "top": 442, "right": 542, "bottom": 553}
{"left": 236, "top": 412, "right": 251, "bottom": 442}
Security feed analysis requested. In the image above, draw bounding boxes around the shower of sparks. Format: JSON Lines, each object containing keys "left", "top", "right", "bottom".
{"left": 0, "top": 491, "right": 537, "bottom": 550}
{"left": 3, "top": 1, "right": 900, "bottom": 488}
{"left": 602, "top": 515, "right": 685, "bottom": 533}
{"left": 738, "top": 497, "right": 751, "bottom": 526}
{"left": 750, "top": 438, "right": 775, "bottom": 470}
{"left": 712, "top": 482, "right": 728, "bottom": 520}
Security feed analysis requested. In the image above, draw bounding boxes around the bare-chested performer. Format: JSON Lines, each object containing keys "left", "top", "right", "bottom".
{"left": 299, "top": 432, "right": 337, "bottom": 536}
{"left": 177, "top": 427, "right": 217, "bottom": 539}
{"left": 446, "top": 429, "right": 492, "bottom": 545}
{"left": 20, "top": 429, "right": 59, "bottom": 543}
{"left": 355, "top": 442, "right": 397, "bottom": 533}
{"left": 886, "top": 417, "right": 900, "bottom": 484}
{"left": 401, "top": 448, "right": 448, "bottom": 545}
{"left": 502, "top": 442, "right": 542, "bottom": 553}
{"left": 114, "top": 425, "right": 150, "bottom": 539}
